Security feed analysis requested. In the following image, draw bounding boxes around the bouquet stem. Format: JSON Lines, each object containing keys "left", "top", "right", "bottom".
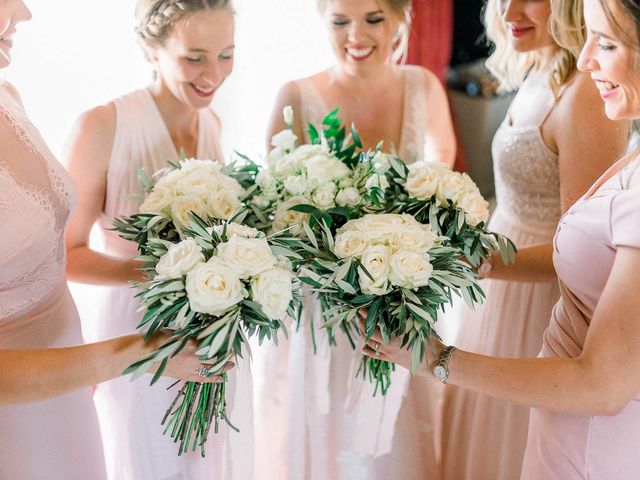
{"left": 358, "top": 356, "right": 396, "bottom": 396}
{"left": 162, "top": 375, "right": 237, "bottom": 456}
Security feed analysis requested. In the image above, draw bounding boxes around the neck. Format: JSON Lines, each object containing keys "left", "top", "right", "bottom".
{"left": 533, "top": 44, "right": 561, "bottom": 74}
{"left": 330, "top": 62, "right": 399, "bottom": 89}
{"left": 147, "top": 80, "right": 200, "bottom": 139}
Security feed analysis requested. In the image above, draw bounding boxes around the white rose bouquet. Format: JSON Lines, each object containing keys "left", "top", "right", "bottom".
{"left": 119, "top": 215, "right": 303, "bottom": 456}
{"left": 114, "top": 157, "right": 258, "bottom": 244}
{"left": 383, "top": 158, "right": 516, "bottom": 266}
{"left": 246, "top": 108, "right": 386, "bottom": 237}
{"left": 299, "top": 213, "right": 483, "bottom": 394}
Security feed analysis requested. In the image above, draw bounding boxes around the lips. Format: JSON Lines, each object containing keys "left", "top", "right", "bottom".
{"left": 345, "top": 46, "right": 374, "bottom": 62}
{"left": 594, "top": 79, "right": 620, "bottom": 99}
{"left": 190, "top": 83, "right": 215, "bottom": 98}
{"left": 509, "top": 26, "right": 533, "bottom": 38}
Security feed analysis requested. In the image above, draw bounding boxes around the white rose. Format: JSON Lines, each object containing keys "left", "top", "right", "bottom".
{"left": 283, "top": 175, "right": 309, "bottom": 196}
{"left": 174, "top": 169, "right": 219, "bottom": 197}
{"left": 155, "top": 238, "right": 205, "bottom": 280}
{"left": 283, "top": 105, "right": 294, "bottom": 126}
{"left": 404, "top": 162, "right": 442, "bottom": 200}
{"left": 388, "top": 249, "right": 433, "bottom": 288}
{"left": 458, "top": 190, "right": 490, "bottom": 226}
{"left": 349, "top": 214, "right": 406, "bottom": 245}
{"left": 272, "top": 196, "right": 311, "bottom": 236}
{"left": 217, "top": 175, "right": 245, "bottom": 197}
{"left": 207, "top": 189, "right": 241, "bottom": 219}
{"left": 179, "top": 159, "right": 222, "bottom": 176}
{"left": 217, "top": 235, "right": 276, "bottom": 279}
{"left": 170, "top": 194, "right": 208, "bottom": 234}
{"left": 251, "top": 267, "right": 293, "bottom": 320}
{"left": 271, "top": 129, "right": 298, "bottom": 151}
{"left": 139, "top": 185, "right": 175, "bottom": 215}
{"left": 437, "top": 171, "right": 467, "bottom": 205}
{"left": 338, "top": 177, "right": 354, "bottom": 189}
{"left": 266, "top": 146, "right": 286, "bottom": 168}
{"left": 358, "top": 245, "right": 391, "bottom": 295}
{"left": 335, "top": 186, "right": 362, "bottom": 207}
{"left": 252, "top": 195, "right": 272, "bottom": 209}
{"left": 186, "top": 258, "right": 244, "bottom": 316}
{"left": 393, "top": 222, "right": 437, "bottom": 252}
{"left": 276, "top": 144, "right": 323, "bottom": 177}
{"left": 213, "top": 223, "right": 260, "bottom": 239}
{"left": 305, "top": 153, "right": 338, "bottom": 185}
{"left": 334, "top": 229, "right": 369, "bottom": 259}
{"left": 312, "top": 182, "right": 337, "bottom": 210}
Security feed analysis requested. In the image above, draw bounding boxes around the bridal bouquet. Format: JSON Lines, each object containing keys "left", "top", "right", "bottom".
{"left": 299, "top": 213, "right": 481, "bottom": 394}
{"left": 114, "top": 157, "right": 257, "bottom": 246}
{"left": 383, "top": 158, "right": 516, "bottom": 267}
{"left": 247, "top": 107, "right": 386, "bottom": 237}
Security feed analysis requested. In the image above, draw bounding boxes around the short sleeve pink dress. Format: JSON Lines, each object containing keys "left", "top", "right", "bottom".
{"left": 521, "top": 156, "right": 640, "bottom": 479}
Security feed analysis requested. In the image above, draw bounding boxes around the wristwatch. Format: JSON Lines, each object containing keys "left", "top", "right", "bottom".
{"left": 432, "top": 346, "right": 457, "bottom": 384}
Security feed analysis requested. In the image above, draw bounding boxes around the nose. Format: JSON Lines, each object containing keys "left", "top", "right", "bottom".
{"left": 202, "top": 60, "right": 225, "bottom": 87}
{"left": 577, "top": 37, "right": 597, "bottom": 73}
{"left": 347, "top": 20, "right": 367, "bottom": 43}
{"left": 18, "top": 0, "right": 32, "bottom": 22}
{"left": 502, "top": 0, "right": 522, "bottom": 23}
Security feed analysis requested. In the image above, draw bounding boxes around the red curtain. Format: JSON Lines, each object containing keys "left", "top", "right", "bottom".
{"left": 407, "top": 0, "right": 466, "bottom": 172}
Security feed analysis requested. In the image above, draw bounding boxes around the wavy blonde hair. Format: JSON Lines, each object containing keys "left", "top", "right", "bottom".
{"left": 316, "top": 0, "right": 412, "bottom": 64}
{"left": 484, "top": 0, "right": 582, "bottom": 96}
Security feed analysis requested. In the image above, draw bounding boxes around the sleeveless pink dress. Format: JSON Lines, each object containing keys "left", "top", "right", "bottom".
{"left": 0, "top": 79, "right": 107, "bottom": 479}
{"left": 440, "top": 89, "right": 564, "bottom": 479}
{"left": 255, "top": 65, "right": 441, "bottom": 480}
{"left": 87, "top": 89, "right": 252, "bottom": 480}
{"left": 521, "top": 157, "right": 640, "bottom": 479}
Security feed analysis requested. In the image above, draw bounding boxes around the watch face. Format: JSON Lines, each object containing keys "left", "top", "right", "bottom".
{"left": 433, "top": 365, "right": 447, "bottom": 382}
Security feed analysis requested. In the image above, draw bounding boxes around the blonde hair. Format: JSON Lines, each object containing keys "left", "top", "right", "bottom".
{"left": 484, "top": 0, "right": 581, "bottom": 96}
{"left": 135, "top": 0, "right": 234, "bottom": 50}
{"left": 316, "top": 0, "right": 412, "bottom": 64}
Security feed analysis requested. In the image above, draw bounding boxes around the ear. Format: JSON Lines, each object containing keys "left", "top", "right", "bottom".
{"left": 145, "top": 45, "right": 160, "bottom": 63}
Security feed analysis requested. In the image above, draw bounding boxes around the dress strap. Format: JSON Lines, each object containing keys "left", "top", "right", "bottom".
{"left": 537, "top": 73, "right": 578, "bottom": 128}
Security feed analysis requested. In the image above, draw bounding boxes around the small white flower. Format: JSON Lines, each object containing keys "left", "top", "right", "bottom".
{"left": 372, "top": 152, "right": 393, "bottom": 173}
{"left": 283, "top": 106, "right": 294, "bottom": 126}
{"left": 271, "top": 129, "right": 298, "bottom": 152}
{"left": 251, "top": 267, "right": 294, "bottom": 320}
{"left": 311, "top": 182, "right": 337, "bottom": 210}
{"left": 155, "top": 238, "right": 204, "bottom": 280}
{"left": 365, "top": 173, "right": 390, "bottom": 190}
{"left": 283, "top": 175, "right": 309, "bottom": 196}
{"left": 335, "top": 186, "right": 362, "bottom": 207}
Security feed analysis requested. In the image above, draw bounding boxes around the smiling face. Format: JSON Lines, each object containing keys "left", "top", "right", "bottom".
{"left": 578, "top": 0, "right": 640, "bottom": 120}
{"left": 0, "top": 0, "right": 31, "bottom": 68}
{"left": 149, "top": 8, "right": 235, "bottom": 109}
{"left": 321, "top": 0, "right": 403, "bottom": 74}
{"left": 500, "top": 0, "right": 556, "bottom": 52}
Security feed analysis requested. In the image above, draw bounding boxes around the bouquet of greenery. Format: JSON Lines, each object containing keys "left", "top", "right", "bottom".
{"left": 299, "top": 213, "right": 482, "bottom": 395}
{"left": 113, "top": 159, "right": 302, "bottom": 456}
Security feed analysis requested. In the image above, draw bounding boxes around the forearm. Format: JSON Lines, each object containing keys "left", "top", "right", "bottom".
{"left": 486, "top": 243, "right": 556, "bottom": 283}
{"left": 66, "top": 246, "right": 145, "bottom": 285}
{"left": 0, "top": 335, "right": 151, "bottom": 405}
{"left": 445, "top": 350, "right": 618, "bottom": 415}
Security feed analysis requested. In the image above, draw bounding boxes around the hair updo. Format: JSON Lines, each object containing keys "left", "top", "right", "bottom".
{"left": 135, "top": 0, "right": 234, "bottom": 49}
{"left": 316, "top": 0, "right": 413, "bottom": 64}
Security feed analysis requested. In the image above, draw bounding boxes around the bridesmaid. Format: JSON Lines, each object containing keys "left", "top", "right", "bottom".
{"left": 0, "top": 2, "right": 224, "bottom": 479}
{"left": 64, "top": 1, "right": 239, "bottom": 479}
{"left": 256, "top": 1, "right": 455, "bottom": 479}
{"left": 365, "top": 0, "right": 640, "bottom": 477}
{"left": 438, "top": 0, "right": 628, "bottom": 478}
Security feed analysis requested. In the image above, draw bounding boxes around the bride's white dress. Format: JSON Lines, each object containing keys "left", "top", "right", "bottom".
{"left": 254, "top": 65, "right": 442, "bottom": 480}
{"left": 0, "top": 78, "right": 107, "bottom": 479}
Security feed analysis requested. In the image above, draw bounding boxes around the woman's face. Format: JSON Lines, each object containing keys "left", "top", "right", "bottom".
{"left": 578, "top": 0, "right": 640, "bottom": 120}
{"left": 0, "top": 0, "right": 31, "bottom": 68}
{"left": 149, "top": 8, "right": 235, "bottom": 109}
{"left": 500, "top": 0, "right": 555, "bottom": 52}
{"left": 322, "top": 0, "right": 402, "bottom": 74}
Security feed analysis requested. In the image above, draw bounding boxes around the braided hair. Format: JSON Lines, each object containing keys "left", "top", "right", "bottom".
{"left": 135, "top": 0, "right": 234, "bottom": 49}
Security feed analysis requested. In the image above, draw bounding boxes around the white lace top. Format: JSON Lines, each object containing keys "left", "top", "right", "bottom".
{"left": 295, "top": 65, "right": 429, "bottom": 163}
{"left": 0, "top": 78, "right": 76, "bottom": 319}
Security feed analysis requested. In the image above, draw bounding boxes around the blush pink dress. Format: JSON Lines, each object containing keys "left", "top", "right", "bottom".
{"left": 440, "top": 89, "right": 566, "bottom": 479}
{"left": 85, "top": 89, "right": 252, "bottom": 480}
{"left": 0, "top": 79, "right": 107, "bottom": 479}
{"left": 255, "top": 65, "right": 441, "bottom": 480}
{"left": 521, "top": 156, "right": 640, "bottom": 479}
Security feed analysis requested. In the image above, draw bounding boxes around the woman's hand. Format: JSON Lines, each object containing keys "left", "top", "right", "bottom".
{"left": 145, "top": 332, "right": 235, "bottom": 383}
{"left": 357, "top": 309, "right": 444, "bottom": 377}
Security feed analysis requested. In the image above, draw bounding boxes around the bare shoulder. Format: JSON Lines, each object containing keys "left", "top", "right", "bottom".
{"left": 65, "top": 102, "right": 117, "bottom": 169}
{"left": 75, "top": 103, "right": 117, "bottom": 141}
{"left": 557, "top": 71, "right": 605, "bottom": 122}
{"left": 0, "top": 81, "right": 25, "bottom": 107}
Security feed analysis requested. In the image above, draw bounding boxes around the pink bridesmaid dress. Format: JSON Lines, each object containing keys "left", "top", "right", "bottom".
{"left": 0, "top": 78, "right": 107, "bottom": 479}
{"left": 521, "top": 156, "right": 640, "bottom": 479}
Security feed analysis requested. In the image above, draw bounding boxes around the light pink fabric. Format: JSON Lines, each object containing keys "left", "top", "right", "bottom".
{"left": 440, "top": 92, "right": 562, "bottom": 479}
{"left": 0, "top": 78, "right": 107, "bottom": 479}
{"left": 87, "top": 89, "right": 252, "bottom": 480}
{"left": 521, "top": 158, "right": 640, "bottom": 479}
{"left": 254, "top": 66, "right": 439, "bottom": 480}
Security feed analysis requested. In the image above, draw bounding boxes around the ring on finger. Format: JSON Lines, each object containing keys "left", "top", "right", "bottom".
{"left": 195, "top": 365, "right": 212, "bottom": 378}
{"left": 374, "top": 342, "right": 381, "bottom": 357}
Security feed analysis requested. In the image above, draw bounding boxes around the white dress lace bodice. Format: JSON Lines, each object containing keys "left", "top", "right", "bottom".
{"left": 0, "top": 78, "right": 76, "bottom": 320}
{"left": 296, "top": 65, "right": 429, "bottom": 163}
